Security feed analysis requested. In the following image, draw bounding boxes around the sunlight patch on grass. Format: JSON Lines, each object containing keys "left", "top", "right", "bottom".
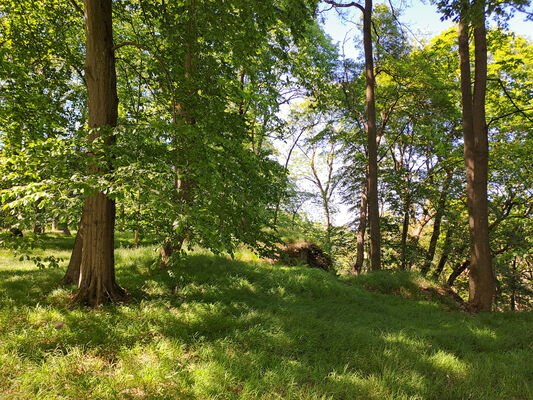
{"left": 426, "top": 350, "right": 468, "bottom": 377}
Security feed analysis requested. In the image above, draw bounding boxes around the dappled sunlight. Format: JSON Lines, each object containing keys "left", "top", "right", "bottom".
{"left": 426, "top": 351, "right": 468, "bottom": 377}
{"left": 1, "top": 247, "right": 532, "bottom": 399}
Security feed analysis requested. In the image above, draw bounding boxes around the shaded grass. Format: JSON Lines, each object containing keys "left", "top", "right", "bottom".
{"left": 0, "top": 239, "right": 532, "bottom": 399}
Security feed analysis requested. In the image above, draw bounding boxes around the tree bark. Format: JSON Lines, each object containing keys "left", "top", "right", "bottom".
{"left": 363, "top": 0, "right": 381, "bottom": 271}
{"left": 458, "top": 7, "right": 494, "bottom": 312}
{"left": 72, "top": 0, "right": 124, "bottom": 306}
{"left": 352, "top": 180, "right": 367, "bottom": 275}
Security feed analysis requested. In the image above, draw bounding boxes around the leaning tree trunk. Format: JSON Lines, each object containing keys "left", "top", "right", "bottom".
{"left": 352, "top": 180, "right": 368, "bottom": 275}
{"left": 458, "top": 9, "right": 494, "bottom": 312}
{"left": 422, "top": 170, "right": 453, "bottom": 275}
{"left": 363, "top": 0, "right": 381, "bottom": 271}
{"left": 447, "top": 259, "right": 470, "bottom": 287}
{"left": 72, "top": 0, "right": 124, "bottom": 306}
{"left": 432, "top": 225, "right": 452, "bottom": 280}
{"left": 62, "top": 217, "right": 83, "bottom": 285}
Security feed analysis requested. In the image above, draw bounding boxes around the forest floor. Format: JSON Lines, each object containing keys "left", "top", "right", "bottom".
{"left": 1, "top": 233, "right": 532, "bottom": 400}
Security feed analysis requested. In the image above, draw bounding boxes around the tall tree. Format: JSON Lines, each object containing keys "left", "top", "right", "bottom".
{"left": 436, "top": 0, "right": 531, "bottom": 313}
{"left": 325, "top": 0, "right": 381, "bottom": 270}
{"left": 73, "top": 0, "right": 124, "bottom": 305}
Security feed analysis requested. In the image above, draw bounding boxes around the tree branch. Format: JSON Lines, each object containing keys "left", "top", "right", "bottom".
{"left": 324, "top": 0, "right": 365, "bottom": 14}
{"left": 69, "top": 0, "right": 84, "bottom": 17}
{"left": 487, "top": 78, "right": 533, "bottom": 125}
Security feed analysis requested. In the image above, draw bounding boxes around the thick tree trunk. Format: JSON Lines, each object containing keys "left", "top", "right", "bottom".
{"left": 458, "top": 10, "right": 494, "bottom": 312}
{"left": 76, "top": 193, "right": 123, "bottom": 305}
{"left": 363, "top": 0, "right": 381, "bottom": 271}
{"left": 422, "top": 171, "right": 453, "bottom": 275}
{"left": 352, "top": 181, "right": 367, "bottom": 275}
{"left": 72, "top": 0, "right": 124, "bottom": 306}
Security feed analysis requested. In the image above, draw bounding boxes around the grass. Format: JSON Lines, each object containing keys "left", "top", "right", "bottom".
{"left": 1, "top": 234, "right": 532, "bottom": 399}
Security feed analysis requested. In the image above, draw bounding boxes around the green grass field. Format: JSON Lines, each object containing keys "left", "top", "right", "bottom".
{"left": 1, "top": 234, "right": 532, "bottom": 399}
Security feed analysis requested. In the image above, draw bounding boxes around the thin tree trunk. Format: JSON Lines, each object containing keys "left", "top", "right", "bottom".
{"left": 447, "top": 259, "right": 470, "bottom": 287}
{"left": 422, "top": 171, "right": 453, "bottom": 275}
{"left": 62, "top": 217, "right": 83, "bottom": 285}
{"left": 363, "top": 0, "right": 381, "bottom": 271}
{"left": 72, "top": 0, "right": 124, "bottom": 306}
{"left": 324, "top": 200, "right": 332, "bottom": 252}
{"left": 134, "top": 198, "right": 140, "bottom": 248}
{"left": 509, "top": 256, "right": 516, "bottom": 310}
{"left": 352, "top": 181, "right": 367, "bottom": 275}
{"left": 323, "top": 0, "right": 379, "bottom": 270}
{"left": 400, "top": 198, "right": 410, "bottom": 270}
{"left": 458, "top": 8, "right": 494, "bottom": 312}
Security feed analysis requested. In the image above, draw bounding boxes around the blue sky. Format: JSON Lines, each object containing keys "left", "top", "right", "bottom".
{"left": 319, "top": 0, "right": 532, "bottom": 59}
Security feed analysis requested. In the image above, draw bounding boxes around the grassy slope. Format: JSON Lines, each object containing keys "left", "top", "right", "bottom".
{"left": 0, "top": 235, "right": 532, "bottom": 400}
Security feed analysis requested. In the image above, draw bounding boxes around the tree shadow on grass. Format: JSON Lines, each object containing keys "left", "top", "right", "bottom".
{"left": 1, "top": 253, "right": 532, "bottom": 399}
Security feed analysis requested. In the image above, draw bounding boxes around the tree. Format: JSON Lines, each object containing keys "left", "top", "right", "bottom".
{"left": 325, "top": 0, "right": 381, "bottom": 270}
{"left": 72, "top": 0, "right": 124, "bottom": 305}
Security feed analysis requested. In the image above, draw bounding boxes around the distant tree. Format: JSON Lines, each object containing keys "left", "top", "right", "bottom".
{"left": 325, "top": 0, "right": 381, "bottom": 270}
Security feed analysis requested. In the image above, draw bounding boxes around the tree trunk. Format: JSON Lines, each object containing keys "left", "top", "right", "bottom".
{"left": 160, "top": 234, "right": 186, "bottom": 268}
{"left": 400, "top": 198, "right": 410, "bottom": 270}
{"left": 458, "top": 8, "right": 494, "bottom": 312}
{"left": 62, "top": 225, "right": 71, "bottom": 236}
{"left": 323, "top": 195, "right": 332, "bottom": 253}
{"left": 447, "top": 259, "right": 470, "bottom": 287}
{"left": 160, "top": 0, "right": 198, "bottom": 266}
{"left": 352, "top": 181, "right": 367, "bottom": 275}
{"left": 432, "top": 225, "right": 452, "bottom": 280}
{"left": 422, "top": 171, "right": 453, "bottom": 275}
{"left": 363, "top": 0, "right": 381, "bottom": 271}
{"left": 72, "top": 0, "right": 124, "bottom": 306}
{"left": 134, "top": 198, "right": 140, "bottom": 248}
{"left": 76, "top": 193, "right": 123, "bottom": 305}
{"left": 160, "top": 241, "right": 175, "bottom": 269}
{"left": 62, "top": 217, "right": 83, "bottom": 285}
{"left": 510, "top": 256, "right": 517, "bottom": 311}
